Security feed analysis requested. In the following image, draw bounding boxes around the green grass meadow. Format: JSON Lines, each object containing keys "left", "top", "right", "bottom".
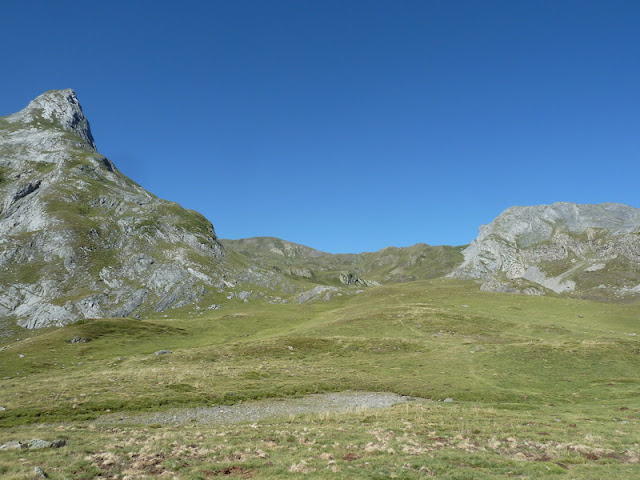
{"left": 1, "top": 279, "right": 638, "bottom": 478}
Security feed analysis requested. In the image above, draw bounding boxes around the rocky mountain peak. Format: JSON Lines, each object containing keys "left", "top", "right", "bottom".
{"left": 0, "top": 90, "right": 231, "bottom": 329}
{"left": 451, "top": 202, "right": 640, "bottom": 298}
{"left": 479, "top": 202, "right": 640, "bottom": 247}
{"left": 7, "top": 89, "right": 96, "bottom": 150}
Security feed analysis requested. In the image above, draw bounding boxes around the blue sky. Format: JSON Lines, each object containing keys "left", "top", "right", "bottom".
{"left": 2, "top": 1, "right": 639, "bottom": 253}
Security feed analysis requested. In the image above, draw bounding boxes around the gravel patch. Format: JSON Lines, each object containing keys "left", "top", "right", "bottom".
{"left": 94, "top": 391, "right": 422, "bottom": 425}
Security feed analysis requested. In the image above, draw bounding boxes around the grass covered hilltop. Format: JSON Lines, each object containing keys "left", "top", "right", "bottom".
{"left": 1, "top": 279, "right": 638, "bottom": 479}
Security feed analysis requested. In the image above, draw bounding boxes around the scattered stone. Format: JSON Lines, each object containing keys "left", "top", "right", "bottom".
{"left": 0, "top": 406, "right": 6, "bottom": 411}
{"left": 95, "top": 391, "right": 422, "bottom": 425}
{"left": 154, "top": 350, "right": 173, "bottom": 356}
{"left": 0, "top": 440, "right": 25, "bottom": 450}
{"left": 0, "top": 439, "right": 65, "bottom": 450}
{"left": 33, "top": 466, "right": 48, "bottom": 478}
{"left": 207, "top": 304, "right": 221, "bottom": 310}
{"left": 70, "top": 336, "right": 89, "bottom": 343}
{"left": 339, "top": 272, "right": 380, "bottom": 287}
{"left": 294, "top": 285, "right": 340, "bottom": 304}
{"left": 18, "top": 354, "right": 24, "bottom": 358}
{"left": 27, "top": 439, "right": 64, "bottom": 449}
{"left": 443, "top": 398, "right": 454, "bottom": 403}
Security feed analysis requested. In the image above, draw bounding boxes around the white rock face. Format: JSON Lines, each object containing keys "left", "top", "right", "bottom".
{"left": 451, "top": 202, "right": 640, "bottom": 296}
{"left": 6, "top": 89, "right": 96, "bottom": 149}
{"left": 0, "top": 90, "right": 228, "bottom": 329}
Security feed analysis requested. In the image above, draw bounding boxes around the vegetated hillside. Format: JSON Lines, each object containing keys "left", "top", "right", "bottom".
{"left": 2, "top": 277, "right": 637, "bottom": 422}
{"left": 223, "top": 237, "right": 466, "bottom": 286}
{"left": 451, "top": 202, "right": 640, "bottom": 299}
{"left": 0, "top": 278, "right": 638, "bottom": 478}
{"left": 0, "top": 90, "right": 230, "bottom": 328}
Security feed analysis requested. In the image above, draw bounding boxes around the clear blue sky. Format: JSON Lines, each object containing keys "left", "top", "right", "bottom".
{"left": 2, "top": 1, "right": 639, "bottom": 253}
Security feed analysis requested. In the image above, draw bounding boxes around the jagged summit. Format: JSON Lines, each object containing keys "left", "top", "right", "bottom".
{"left": 6, "top": 89, "right": 96, "bottom": 150}
{"left": 0, "top": 90, "right": 228, "bottom": 328}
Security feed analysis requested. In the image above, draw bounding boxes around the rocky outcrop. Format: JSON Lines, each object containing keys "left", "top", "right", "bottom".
{"left": 451, "top": 203, "right": 640, "bottom": 298}
{"left": 0, "top": 90, "right": 227, "bottom": 328}
{"left": 338, "top": 272, "right": 380, "bottom": 287}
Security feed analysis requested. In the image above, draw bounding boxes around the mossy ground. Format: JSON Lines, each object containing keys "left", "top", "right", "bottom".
{"left": 0, "top": 279, "right": 639, "bottom": 478}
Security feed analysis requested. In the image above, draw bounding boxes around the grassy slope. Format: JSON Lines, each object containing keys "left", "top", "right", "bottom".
{"left": 0, "top": 279, "right": 638, "bottom": 478}
{"left": 223, "top": 237, "right": 465, "bottom": 285}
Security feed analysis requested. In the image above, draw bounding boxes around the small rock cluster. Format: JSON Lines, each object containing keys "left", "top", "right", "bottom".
{"left": 0, "top": 439, "right": 66, "bottom": 450}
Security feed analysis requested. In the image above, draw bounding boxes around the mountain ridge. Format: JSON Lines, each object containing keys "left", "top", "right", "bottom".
{"left": 223, "top": 237, "right": 465, "bottom": 286}
{"left": 2, "top": 90, "right": 639, "bottom": 331}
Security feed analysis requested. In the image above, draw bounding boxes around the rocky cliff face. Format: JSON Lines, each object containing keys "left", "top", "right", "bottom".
{"left": 0, "top": 90, "right": 227, "bottom": 328}
{"left": 451, "top": 202, "right": 640, "bottom": 298}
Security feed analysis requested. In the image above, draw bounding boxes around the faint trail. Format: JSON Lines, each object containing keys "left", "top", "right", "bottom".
{"left": 94, "top": 391, "right": 424, "bottom": 425}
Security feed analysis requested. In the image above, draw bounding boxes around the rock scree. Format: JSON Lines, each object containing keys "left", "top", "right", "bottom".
{"left": 94, "top": 391, "right": 423, "bottom": 425}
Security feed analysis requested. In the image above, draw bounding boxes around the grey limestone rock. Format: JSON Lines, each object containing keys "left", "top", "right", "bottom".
{"left": 0, "top": 439, "right": 65, "bottom": 450}
{"left": 294, "top": 285, "right": 340, "bottom": 304}
{"left": 26, "top": 439, "right": 65, "bottom": 449}
{"left": 69, "top": 336, "right": 89, "bottom": 343}
{"left": 282, "top": 267, "right": 313, "bottom": 278}
{"left": 451, "top": 202, "right": 640, "bottom": 297}
{"left": 10, "top": 89, "right": 96, "bottom": 149}
{"left": 0, "top": 90, "right": 227, "bottom": 328}
{"left": 34, "top": 466, "right": 48, "bottom": 479}
{"left": 338, "top": 272, "right": 380, "bottom": 287}
{"left": 0, "top": 440, "right": 25, "bottom": 450}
